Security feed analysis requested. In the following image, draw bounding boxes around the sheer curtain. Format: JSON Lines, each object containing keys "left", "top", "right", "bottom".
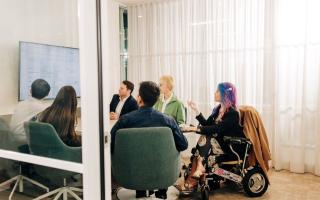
{"left": 127, "top": 0, "right": 320, "bottom": 175}
{"left": 274, "top": 0, "right": 320, "bottom": 175}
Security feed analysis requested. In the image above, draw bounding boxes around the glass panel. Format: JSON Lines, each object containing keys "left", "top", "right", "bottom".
{"left": 0, "top": 0, "right": 83, "bottom": 198}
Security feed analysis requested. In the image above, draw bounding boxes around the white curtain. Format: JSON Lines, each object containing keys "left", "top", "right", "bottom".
{"left": 273, "top": 0, "right": 320, "bottom": 175}
{"left": 127, "top": 0, "right": 320, "bottom": 175}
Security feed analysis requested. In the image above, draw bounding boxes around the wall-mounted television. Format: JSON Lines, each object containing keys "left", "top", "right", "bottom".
{"left": 19, "top": 41, "right": 80, "bottom": 101}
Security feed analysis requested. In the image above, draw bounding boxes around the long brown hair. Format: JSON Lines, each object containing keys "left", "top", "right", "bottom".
{"left": 39, "top": 86, "right": 78, "bottom": 143}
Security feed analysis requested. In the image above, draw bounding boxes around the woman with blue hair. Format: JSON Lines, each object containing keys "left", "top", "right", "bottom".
{"left": 176, "top": 82, "right": 245, "bottom": 192}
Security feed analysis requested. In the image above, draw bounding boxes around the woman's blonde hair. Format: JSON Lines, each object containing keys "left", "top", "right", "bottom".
{"left": 160, "top": 75, "right": 175, "bottom": 91}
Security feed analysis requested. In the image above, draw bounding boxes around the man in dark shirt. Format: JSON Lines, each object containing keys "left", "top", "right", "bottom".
{"left": 109, "top": 80, "right": 138, "bottom": 120}
{"left": 111, "top": 81, "right": 188, "bottom": 199}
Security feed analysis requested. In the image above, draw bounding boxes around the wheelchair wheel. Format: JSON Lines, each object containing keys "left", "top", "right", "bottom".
{"left": 242, "top": 167, "right": 268, "bottom": 197}
{"left": 201, "top": 187, "right": 210, "bottom": 200}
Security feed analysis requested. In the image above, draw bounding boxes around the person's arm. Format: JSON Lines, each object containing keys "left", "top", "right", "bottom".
{"left": 188, "top": 101, "right": 215, "bottom": 125}
{"left": 109, "top": 95, "right": 117, "bottom": 112}
{"left": 110, "top": 117, "right": 125, "bottom": 154}
{"left": 195, "top": 105, "right": 220, "bottom": 125}
{"left": 168, "top": 118, "right": 188, "bottom": 152}
{"left": 197, "top": 111, "right": 239, "bottom": 137}
{"left": 176, "top": 103, "right": 186, "bottom": 125}
{"left": 196, "top": 113, "right": 214, "bottom": 126}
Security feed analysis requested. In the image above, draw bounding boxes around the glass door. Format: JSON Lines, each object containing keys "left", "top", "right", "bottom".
{"left": 0, "top": 0, "right": 111, "bottom": 199}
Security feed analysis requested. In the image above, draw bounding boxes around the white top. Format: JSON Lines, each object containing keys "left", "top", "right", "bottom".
{"left": 10, "top": 97, "right": 48, "bottom": 142}
{"left": 115, "top": 96, "right": 129, "bottom": 115}
{"left": 161, "top": 93, "right": 173, "bottom": 113}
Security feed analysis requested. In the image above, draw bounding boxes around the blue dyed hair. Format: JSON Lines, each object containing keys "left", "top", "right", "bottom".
{"left": 217, "top": 82, "right": 238, "bottom": 110}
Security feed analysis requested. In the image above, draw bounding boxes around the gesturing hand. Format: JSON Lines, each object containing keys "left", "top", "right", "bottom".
{"left": 187, "top": 100, "right": 200, "bottom": 115}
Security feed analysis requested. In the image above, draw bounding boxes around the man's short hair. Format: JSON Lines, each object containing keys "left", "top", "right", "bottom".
{"left": 139, "top": 81, "right": 160, "bottom": 107}
{"left": 122, "top": 80, "right": 134, "bottom": 94}
{"left": 31, "top": 79, "right": 51, "bottom": 99}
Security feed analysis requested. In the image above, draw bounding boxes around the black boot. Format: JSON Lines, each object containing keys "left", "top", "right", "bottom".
{"left": 155, "top": 189, "right": 167, "bottom": 199}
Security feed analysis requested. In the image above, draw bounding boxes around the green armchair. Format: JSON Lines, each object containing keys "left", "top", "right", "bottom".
{"left": 0, "top": 119, "right": 49, "bottom": 200}
{"left": 112, "top": 127, "right": 181, "bottom": 191}
{"left": 25, "top": 121, "right": 81, "bottom": 163}
{"left": 24, "top": 121, "right": 82, "bottom": 200}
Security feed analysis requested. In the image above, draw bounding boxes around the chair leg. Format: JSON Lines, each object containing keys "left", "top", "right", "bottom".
{"left": 0, "top": 173, "right": 50, "bottom": 200}
{"left": 63, "top": 188, "right": 68, "bottom": 200}
{"left": 69, "top": 187, "right": 83, "bottom": 193}
{"left": 0, "top": 176, "right": 19, "bottom": 189}
{"left": 19, "top": 176, "right": 24, "bottom": 193}
{"left": 9, "top": 176, "right": 20, "bottom": 200}
{"left": 53, "top": 189, "right": 64, "bottom": 200}
{"left": 0, "top": 175, "right": 24, "bottom": 200}
{"left": 33, "top": 188, "right": 62, "bottom": 200}
{"left": 34, "top": 186, "right": 83, "bottom": 200}
{"left": 68, "top": 189, "right": 82, "bottom": 200}
{"left": 22, "top": 176, "right": 49, "bottom": 192}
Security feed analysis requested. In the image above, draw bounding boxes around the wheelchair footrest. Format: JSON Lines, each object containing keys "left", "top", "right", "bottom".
{"left": 211, "top": 166, "right": 243, "bottom": 183}
{"left": 221, "top": 160, "right": 243, "bottom": 165}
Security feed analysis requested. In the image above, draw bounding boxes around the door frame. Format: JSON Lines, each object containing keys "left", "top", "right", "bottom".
{"left": 78, "top": 0, "right": 111, "bottom": 199}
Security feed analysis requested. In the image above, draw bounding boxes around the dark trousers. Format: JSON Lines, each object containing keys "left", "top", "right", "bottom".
{"left": 136, "top": 188, "right": 167, "bottom": 197}
{"left": 196, "top": 135, "right": 245, "bottom": 163}
{"left": 156, "top": 189, "right": 167, "bottom": 195}
{"left": 196, "top": 135, "right": 213, "bottom": 157}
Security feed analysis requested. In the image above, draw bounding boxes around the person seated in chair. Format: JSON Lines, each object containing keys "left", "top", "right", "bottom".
{"left": 154, "top": 75, "right": 186, "bottom": 125}
{"left": 109, "top": 80, "right": 138, "bottom": 120}
{"left": 111, "top": 81, "right": 188, "bottom": 199}
{"left": 35, "top": 86, "right": 81, "bottom": 147}
{"left": 176, "top": 82, "right": 245, "bottom": 192}
{"left": 10, "top": 79, "right": 51, "bottom": 145}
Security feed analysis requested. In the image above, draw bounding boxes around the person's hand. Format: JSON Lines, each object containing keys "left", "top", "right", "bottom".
{"left": 180, "top": 125, "right": 197, "bottom": 133}
{"left": 187, "top": 101, "right": 200, "bottom": 115}
{"left": 110, "top": 112, "right": 119, "bottom": 120}
{"left": 110, "top": 112, "right": 114, "bottom": 120}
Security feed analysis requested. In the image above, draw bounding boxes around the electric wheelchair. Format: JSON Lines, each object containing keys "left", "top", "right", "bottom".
{"left": 181, "top": 135, "right": 269, "bottom": 200}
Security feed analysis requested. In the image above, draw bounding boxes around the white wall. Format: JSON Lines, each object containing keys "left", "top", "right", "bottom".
{"left": 0, "top": 0, "right": 121, "bottom": 116}
{"left": 0, "top": 0, "right": 79, "bottom": 115}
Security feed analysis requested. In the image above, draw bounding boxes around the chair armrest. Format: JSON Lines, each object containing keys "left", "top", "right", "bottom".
{"left": 63, "top": 146, "right": 82, "bottom": 163}
{"left": 223, "top": 136, "right": 251, "bottom": 145}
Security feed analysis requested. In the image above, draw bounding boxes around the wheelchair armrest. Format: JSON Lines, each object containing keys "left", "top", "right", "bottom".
{"left": 223, "top": 136, "right": 251, "bottom": 145}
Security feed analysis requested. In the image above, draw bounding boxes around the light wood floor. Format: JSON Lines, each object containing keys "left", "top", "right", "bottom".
{"left": 114, "top": 169, "right": 320, "bottom": 200}
{"left": 0, "top": 169, "right": 319, "bottom": 200}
